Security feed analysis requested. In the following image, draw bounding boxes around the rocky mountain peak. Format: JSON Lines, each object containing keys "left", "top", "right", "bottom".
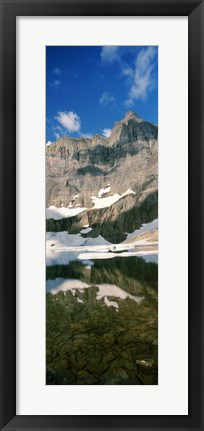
{"left": 108, "top": 111, "right": 156, "bottom": 145}
{"left": 122, "top": 111, "right": 143, "bottom": 123}
{"left": 46, "top": 111, "right": 158, "bottom": 221}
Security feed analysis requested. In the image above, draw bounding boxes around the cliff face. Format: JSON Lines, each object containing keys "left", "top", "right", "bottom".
{"left": 46, "top": 111, "right": 158, "bottom": 241}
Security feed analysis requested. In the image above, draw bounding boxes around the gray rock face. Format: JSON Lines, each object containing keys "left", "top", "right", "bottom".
{"left": 46, "top": 111, "right": 158, "bottom": 239}
{"left": 87, "top": 190, "right": 158, "bottom": 243}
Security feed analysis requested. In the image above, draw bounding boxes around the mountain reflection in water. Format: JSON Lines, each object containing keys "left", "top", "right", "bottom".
{"left": 46, "top": 256, "right": 158, "bottom": 385}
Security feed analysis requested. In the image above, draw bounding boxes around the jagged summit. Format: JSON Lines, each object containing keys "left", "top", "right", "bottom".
{"left": 122, "top": 111, "right": 143, "bottom": 123}
{"left": 47, "top": 111, "right": 151, "bottom": 147}
{"left": 112, "top": 111, "right": 143, "bottom": 127}
{"left": 108, "top": 110, "right": 156, "bottom": 145}
{"left": 46, "top": 110, "right": 158, "bottom": 215}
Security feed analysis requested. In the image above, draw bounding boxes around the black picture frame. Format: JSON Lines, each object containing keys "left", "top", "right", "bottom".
{"left": 0, "top": 0, "right": 203, "bottom": 430}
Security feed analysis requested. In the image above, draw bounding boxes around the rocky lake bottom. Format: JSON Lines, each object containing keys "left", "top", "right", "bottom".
{"left": 46, "top": 256, "right": 158, "bottom": 385}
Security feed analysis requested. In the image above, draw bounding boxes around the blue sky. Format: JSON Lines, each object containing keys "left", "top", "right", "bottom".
{"left": 46, "top": 46, "right": 158, "bottom": 143}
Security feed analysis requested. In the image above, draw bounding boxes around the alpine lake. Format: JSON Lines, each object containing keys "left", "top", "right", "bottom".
{"left": 46, "top": 255, "right": 158, "bottom": 385}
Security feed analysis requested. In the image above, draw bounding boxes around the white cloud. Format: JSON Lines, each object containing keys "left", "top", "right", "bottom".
{"left": 53, "top": 68, "right": 61, "bottom": 76}
{"left": 55, "top": 111, "right": 81, "bottom": 133}
{"left": 99, "top": 92, "right": 115, "bottom": 107}
{"left": 50, "top": 80, "right": 61, "bottom": 89}
{"left": 121, "top": 66, "right": 134, "bottom": 78}
{"left": 102, "top": 128, "right": 112, "bottom": 138}
{"left": 54, "top": 132, "right": 60, "bottom": 140}
{"left": 100, "top": 46, "right": 120, "bottom": 63}
{"left": 46, "top": 141, "right": 52, "bottom": 146}
{"left": 83, "top": 133, "right": 93, "bottom": 138}
{"left": 124, "top": 99, "right": 134, "bottom": 108}
{"left": 100, "top": 46, "right": 157, "bottom": 105}
{"left": 52, "top": 124, "right": 66, "bottom": 138}
{"left": 126, "top": 46, "right": 157, "bottom": 102}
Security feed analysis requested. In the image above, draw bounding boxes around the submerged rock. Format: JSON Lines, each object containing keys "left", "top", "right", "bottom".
{"left": 46, "top": 256, "right": 158, "bottom": 386}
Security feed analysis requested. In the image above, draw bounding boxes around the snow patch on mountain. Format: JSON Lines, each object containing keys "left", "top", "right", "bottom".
{"left": 80, "top": 227, "right": 93, "bottom": 234}
{"left": 46, "top": 205, "right": 86, "bottom": 220}
{"left": 98, "top": 184, "right": 111, "bottom": 198}
{"left": 92, "top": 188, "right": 136, "bottom": 209}
{"left": 46, "top": 188, "right": 137, "bottom": 219}
{"left": 46, "top": 231, "right": 110, "bottom": 249}
{"left": 125, "top": 218, "right": 158, "bottom": 241}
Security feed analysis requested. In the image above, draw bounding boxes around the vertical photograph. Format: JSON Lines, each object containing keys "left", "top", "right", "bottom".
{"left": 46, "top": 46, "right": 158, "bottom": 385}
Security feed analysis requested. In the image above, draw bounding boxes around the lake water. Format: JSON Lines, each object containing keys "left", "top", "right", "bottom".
{"left": 46, "top": 256, "right": 158, "bottom": 385}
